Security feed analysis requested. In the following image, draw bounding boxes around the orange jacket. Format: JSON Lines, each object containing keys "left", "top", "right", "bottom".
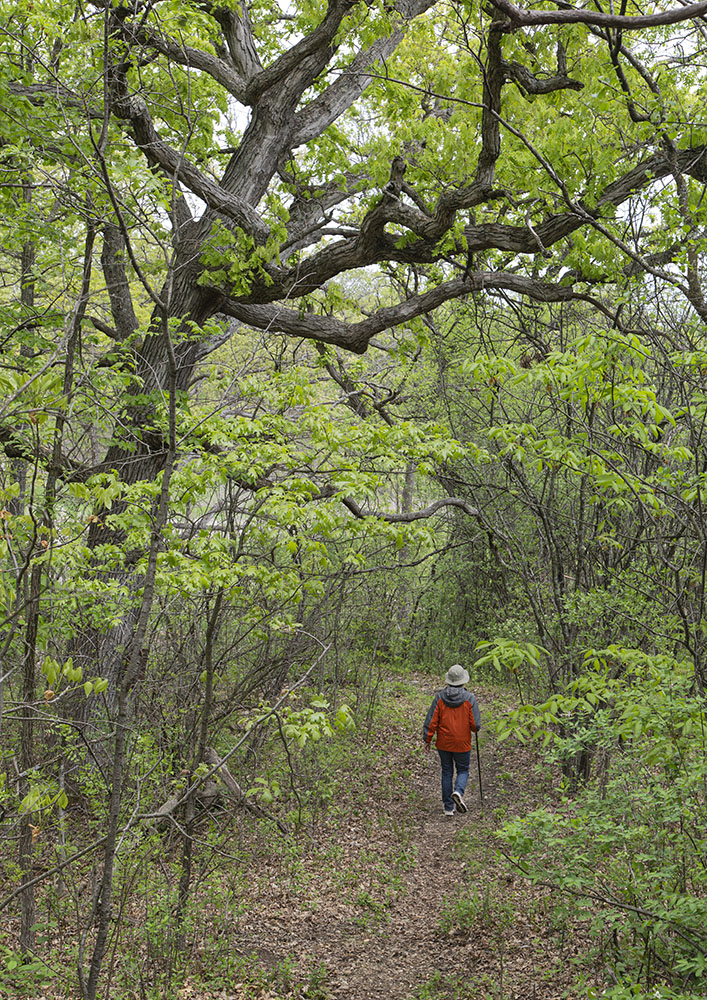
{"left": 423, "top": 686, "right": 480, "bottom": 752}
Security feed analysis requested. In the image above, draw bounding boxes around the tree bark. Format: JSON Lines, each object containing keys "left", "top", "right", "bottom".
{"left": 19, "top": 560, "right": 41, "bottom": 954}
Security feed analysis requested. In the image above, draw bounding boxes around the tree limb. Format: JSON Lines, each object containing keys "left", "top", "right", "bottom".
{"left": 110, "top": 92, "right": 270, "bottom": 242}
{"left": 121, "top": 21, "right": 247, "bottom": 100}
{"left": 219, "top": 272, "right": 577, "bottom": 352}
{"left": 340, "top": 495, "right": 479, "bottom": 522}
{"left": 490, "top": 0, "right": 707, "bottom": 29}
{"left": 220, "top": 142, "right": 706, "bottom": 307}
{"left": 200, "top": 0, "right": 263, "bottom": 82}
{"left": 291, "top": 0, "right": 436, "bottom": 147}
{"left": 203, "top": 747, "right": 289, "bottom": 833}
{"left": 244, "top": 0, "right": 358, "bottom": 105}
{"left": 101, "top": 224, "right": 139, "bottom": 342}
{"left": 504, "top": 59, "right": 584, "bottom": 94}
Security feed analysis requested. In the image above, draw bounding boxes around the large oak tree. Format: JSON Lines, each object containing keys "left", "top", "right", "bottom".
{"left": 4, "top": 0, "right": 707, "bottom": 490}
{"left": 3, "top": 0, "right": 707, "bottom": 994}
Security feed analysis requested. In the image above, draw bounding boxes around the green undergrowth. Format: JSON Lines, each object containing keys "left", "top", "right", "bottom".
{"left": 437, "top": 876, "right": 515, "bottom": 937}
{"left": 181, "top": 952, "right": 331, "bottom": 1000}
{"left": 0, "top": 664, "right": 509, "bottom": 998}
{"left": 10, "top": 656, "right": 695, "bottom": 1000}
{"left": 408, "top": 971, "right": 469, "bottom": 1000}
{"left": 492, "top": 651, "right": 707, "bottom": 999}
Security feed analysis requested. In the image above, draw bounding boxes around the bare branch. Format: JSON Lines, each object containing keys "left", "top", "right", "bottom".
{"left": 220, "top": 271, "right": 577, "bottom": 352}
{"left": 203, "top": 747, "right": 289, "bottom": 833}
{"left": 111, "top": 93, "right": 270, "bottom": 242}
{"left": 0, "top": 424, "right": 86, "bottom": 480}
{"left": 341, "top": 495, "right": 479, "bottom": 522}
{"left": 504, "top": 59, "right": 584, "bottom": 94}
{"left": 121, "top": 21, "right": 247, "bottom": 99}
{"left": 489, "top": 0, "right": 707, "bottom": 30}
{"left": 291, "top": 0, "right": 436, "bottom": 146}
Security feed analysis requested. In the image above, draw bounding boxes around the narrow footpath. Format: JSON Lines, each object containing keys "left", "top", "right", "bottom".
{"left": 217, "top": 675, "right": 586, "bottom": 1000}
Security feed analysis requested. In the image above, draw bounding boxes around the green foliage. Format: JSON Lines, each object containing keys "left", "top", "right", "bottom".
{"left": 3, "top": 0, "right": 707, "bottom": 995}
{"left": 474, "top": 638, "right": 549, "bottom": 700}
{"left": 0, "top": 945, "right": 55, "bottom": 996}
{"left": 585, "top": 987, "right": 687, "bottom": 1000}
{"left": 198, "top": 220, "right": 286, "bottom": 295}
{"left": 408, "top": 970, "right": 473, "bottom": 1000}
{"left": 248, "top": 696, "right": 355, "bottom": 750}
{"left": 497, "top": 651, "right": 707, "bottom": 993}
{"left": 237, "top": 693, "right": 359, "bottom": 816}
{"left": 179, "top": 950, "right": 331, "bottom": 999}
{"left": 438, "top": 880, "right": 515, "bottom": 937}
{"left": 495, "top": 647, "right": 701, "bottom": 755}
{"left": 280, "top": 699, "right": 356, "bottom": 747}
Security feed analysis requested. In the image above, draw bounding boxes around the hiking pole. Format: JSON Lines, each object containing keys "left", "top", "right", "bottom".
{"left": 475, "top": 732, "right": 484, "bottom": 802}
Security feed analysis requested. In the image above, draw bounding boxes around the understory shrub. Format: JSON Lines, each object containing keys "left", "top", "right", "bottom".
{"left": 496, "top": 648, "right": 707, "bottom": 995}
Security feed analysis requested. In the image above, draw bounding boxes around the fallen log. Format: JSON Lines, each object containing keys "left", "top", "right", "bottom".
{"left": 150, "top": 749, "right": 289, "bottom": 835}
{"left": 203, "top": 747, "right": 290, "bottom": 834}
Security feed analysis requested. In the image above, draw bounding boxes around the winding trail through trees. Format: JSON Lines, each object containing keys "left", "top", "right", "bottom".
{"left": 208, "top": 677, "right": 586, "bottom": 1000}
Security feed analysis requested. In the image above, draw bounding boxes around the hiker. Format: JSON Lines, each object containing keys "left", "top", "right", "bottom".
{"left": 423, "top": 664, "right": 481, "bottom": 816}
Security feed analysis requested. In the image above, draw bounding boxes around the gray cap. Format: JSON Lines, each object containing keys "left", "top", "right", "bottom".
{"left": 445, "top": 663, "right": 469, "bottom": 686}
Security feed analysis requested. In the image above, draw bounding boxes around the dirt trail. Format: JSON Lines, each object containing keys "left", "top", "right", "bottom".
{"left": 228, "top": 677, "right": 579, "bottom": 1000}
{"left": 303, "top": 689, "right": 494, "bottom": 999}
{"left": 305, "top": 767, "right": 480, "bottom": 999}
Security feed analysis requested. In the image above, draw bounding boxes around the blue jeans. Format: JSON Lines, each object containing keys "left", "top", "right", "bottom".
{"left": 437, "top": 749, "right": 471, "bottom": 811}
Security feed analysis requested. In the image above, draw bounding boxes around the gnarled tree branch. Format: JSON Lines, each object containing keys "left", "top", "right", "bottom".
{"left": 490, "top": 0, "right": 707, "bottom": 29}
{"left": 341, "top": 495, "right": 479, "bottom": 522}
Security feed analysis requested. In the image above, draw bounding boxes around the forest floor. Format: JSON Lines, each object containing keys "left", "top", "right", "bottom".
{"left": 176, "top": 673, "right": 592, "bottom": 1000}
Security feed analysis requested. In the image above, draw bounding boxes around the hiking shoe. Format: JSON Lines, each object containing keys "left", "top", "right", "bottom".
{"left": 444, "top": 809, "right": 455, "bottom": 817}
{"left": 452, "top": 791, "right": 467, "bottom": 813}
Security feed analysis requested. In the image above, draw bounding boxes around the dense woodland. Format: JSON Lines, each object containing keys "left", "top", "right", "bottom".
{"left": 1, "top": 0, "right": 707, "bottom": 996}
